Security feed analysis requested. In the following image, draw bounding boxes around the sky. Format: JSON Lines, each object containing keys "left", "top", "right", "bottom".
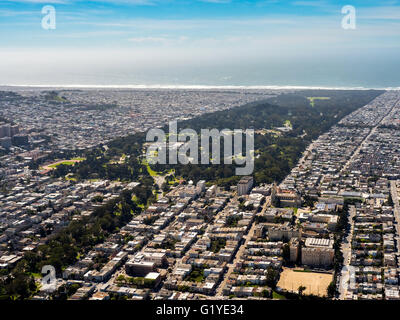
{"left": 1, "top": 0, "right": 400, "bottom": 87}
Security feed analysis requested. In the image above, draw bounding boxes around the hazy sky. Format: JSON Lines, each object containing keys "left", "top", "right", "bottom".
{"left": 1, "top": 0, "right": 400, "bottom": 87}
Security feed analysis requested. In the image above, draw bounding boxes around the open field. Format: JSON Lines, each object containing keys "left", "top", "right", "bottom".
{"left": 48, "top": 161, "right": 76, "bottom": 168}
{"left": 277, "top": 268, "right": 333, "bottom": 297}
{"left": 307, "top": 96, "right": 331, "bottom": 107}
{"left": 42, "top": 158, "right": 84, "bottom": 170}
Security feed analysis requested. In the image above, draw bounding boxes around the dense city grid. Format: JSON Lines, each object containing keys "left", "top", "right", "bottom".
{"left": 1, "top": 89, "right": 400, "bottom": 300}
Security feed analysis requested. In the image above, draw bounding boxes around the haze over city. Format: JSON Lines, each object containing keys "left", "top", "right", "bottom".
{"left": 1, "top": 0, "right": 400, "bottom": 87}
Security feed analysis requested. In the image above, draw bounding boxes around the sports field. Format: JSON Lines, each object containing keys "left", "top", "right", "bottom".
{"left": 42, "top": 158, "right": 84, "bottom": 170}
{"left": 277, "top": 268, "right": 333, "bottom": 297}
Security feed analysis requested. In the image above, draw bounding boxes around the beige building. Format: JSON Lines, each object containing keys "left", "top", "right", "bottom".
{"left": 289, "top": 238, "right": 300, "bottom": 262}
{"left": 301, "top": 238, "right": 334, "bottom": 267}
{"left": 271, "top": 184, "right": 302, "bottom": 207}
{"left": 269, "top": 226, "right": 301, "bottom": 242}
{"left": 237, "top": 176, "right": 254, "bottom": 196}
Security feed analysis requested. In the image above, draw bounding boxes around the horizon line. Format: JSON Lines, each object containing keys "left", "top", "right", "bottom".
{"left": 0, "top": 84, "right": 398, "bottom": 90}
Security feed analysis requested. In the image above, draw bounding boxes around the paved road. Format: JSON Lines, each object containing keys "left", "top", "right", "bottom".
{"left": 341, "top": 99, "right": 399, "bottom": 174}
{"left": 215, "top": 196, "right": 271, "bottom": 297}
{"left": 280, "top": 140, "right": 316, "bottom": 187}
{"left": 338, "top": 205, "right": 356, "bottom": 299}
{"left": 336, "top": 98, "right": 399, "bottom": 299}
{"left": 294, "top": 94, "right": 399, "bottom": 298}
{"left": 390, "top": 180, "right": 400, "bottom": 256}
{"left": 298, "top": 141, "right": 316, "bottom": 166}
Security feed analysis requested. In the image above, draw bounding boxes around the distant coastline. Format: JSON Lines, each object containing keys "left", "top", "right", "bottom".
{"left": 1, "top": 84, "right": 399, "bottom": 90}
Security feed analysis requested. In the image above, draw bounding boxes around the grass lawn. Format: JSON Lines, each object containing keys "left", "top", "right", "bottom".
{"left": 284, "top": 120, "right": 293, "bottom": 128}
{"left": 47, "top": 158, "right": 85, "bottom": 169}
{"left": 307, "top": 97, "right": 330, "bottom": 107}
{"left": 132, "top": 195, "right": 145, "bottom": 209}
{"left": 141, "top": 159, "right": 160, "bottom": 177}
{"left": 48, "top": 161, "right": 76, "bottom": 168}
{"left": 168, "top": 177, "right": 180, "bottom": 185}
{"left": 272, "top": 291, "right": 286, "bottom": 300}
{"left": 28, "top": 272, "right": 42, "bottom": 279}
{"left": 142, "top": 159, "right": 176, "bottom": 178}
{"left": 65, "top": 173, "right": 77, "bottom": 181}
{"left": 146, "top": 164, "right": 158, "bottom": 177}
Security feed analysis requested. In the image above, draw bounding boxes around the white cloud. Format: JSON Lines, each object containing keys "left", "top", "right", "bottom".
{"left": 198, "top": 0, "right": 231, "bottom": 3}
{"left": 292, "top": 0, "right": 327, "bottom": 6}
{"left": 2, "top": 0, "right": 69, "bottom": 3}
{"left": 128, "top": 35, "right": 188, "bottom": 44}
{"left": 87, "top": 0, "right": 157, "bottom": 5}
{"left": 0, "top": 9, "right": 37, "bottom": 16}
{"left": 2, "top": 0, "right": 159, "bottom": 4}
{"left": 128, "top": 36, "right": 169, "bottom": 42}
{"left": 358, "top": 6, "right": 400, "bottom": 20}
